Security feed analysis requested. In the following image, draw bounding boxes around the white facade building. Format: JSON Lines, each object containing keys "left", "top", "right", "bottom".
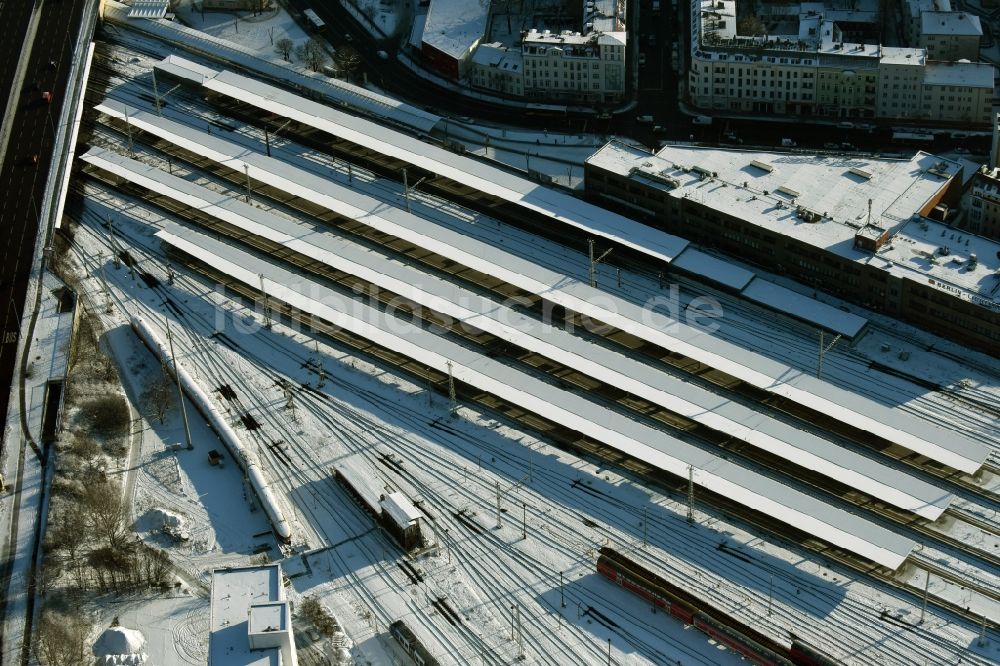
{"left": 468, "top": 0, "right": 628, "bottom": 105}
{"left": 687, "top": 0, "right": 994, "bottom": 124}
{"left": 520, "top": 29, "right": 626, "bottom": 104}
{"left": 210, "top": 564, "right": 298, "bottom": 666}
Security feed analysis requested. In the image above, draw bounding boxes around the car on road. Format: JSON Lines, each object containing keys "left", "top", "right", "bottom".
{"left": 41, "top": 91, "right": 52, "bottom": 104}
{"left": 639, "top": 53, "right": 646, "bottom": 66}
{"left": 692, "top": 115, "right": 713, "bottom": 125}
{"left": 636, "top": 115, "right": 654, "bottom": 123}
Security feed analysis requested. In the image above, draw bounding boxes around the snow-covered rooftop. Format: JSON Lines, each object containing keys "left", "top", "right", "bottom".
{"left": 333, "top": 456, "right": 384, "bottom": 510}
{"left": 158, "top": 223, "right": 919, "bottom": 570}
{"left": 422, "top": 0, "right": 489, "bottom": 59}
{"left": 380, "top": 492, "right": 423, "bottom": 527}
{"left": 923, "top": 61, "right": 994, "bottom": 88}
{"left": 158, "top": 61, "right": 690, "bottom": 265}
{"left": 589, "top": 143, "right": 1000, "bottom": 311}
{"left": 95, "top": 103, "right": 988, "bottom": 474}
{"left": 210, "top": 564, "right": 286, "bottom": 666}
{"left": 920, "top": 10, "right": 983, "bottom": 36}
{"left": 907, "top": 0, "right": 953, "bottom": 16}
{"left": 880, "top": 46, "right": 927, "bottom": 65}
{"left": 78, "top": 144, "right": 955, "bottom": 521}
{"left": 471, "top": 42, "right": 523, "bottom": 71}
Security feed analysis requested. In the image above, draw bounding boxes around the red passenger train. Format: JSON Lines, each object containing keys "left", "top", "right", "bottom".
{"left": 596, "top": 547, "right": 841, "bottom": 666}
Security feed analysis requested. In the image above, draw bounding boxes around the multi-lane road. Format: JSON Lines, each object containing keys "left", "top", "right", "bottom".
{"left": 0, "top": 0, "right": 86, "bottom": 448}
{"left": 0, "top": 1, "right": 89, "bottom": 663}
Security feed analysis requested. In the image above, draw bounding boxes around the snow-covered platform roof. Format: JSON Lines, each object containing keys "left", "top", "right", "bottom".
{"left": 380, "top": 492, "right": 423, "bottom": 527}
{"left": 152, "top": 59, "right": 868, "bottom": 338}
{"left": 333, "top": 456, "right": 385, "bottom": 511}
{"left": 93, "top": 102, "right": 989, "bottom": 476}
{"left": 81, "top": 145, "right": 955, "bottom": 522}
{"left": 156, "top": 61, "right": 690, "bottom": 265}
{"left": 157, "top": 222, "right": 919, "bottom": 570}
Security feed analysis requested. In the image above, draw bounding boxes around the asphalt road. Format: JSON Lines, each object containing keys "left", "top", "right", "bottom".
{"left": 294, "top": 0, "right": 991, "bottom": 156}
{"left": 0, "top": 0, "right": 87, "bottom": 449}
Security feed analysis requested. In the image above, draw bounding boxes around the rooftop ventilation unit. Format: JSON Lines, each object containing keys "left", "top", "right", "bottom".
{"left": 776, "top": 185, "right": 801, "bottom": 198}
{"left": 848, "top": 167, "right": 872, "bottom": 179}
{"left": 749, "top": 159, "right": 774, "bottom": 173}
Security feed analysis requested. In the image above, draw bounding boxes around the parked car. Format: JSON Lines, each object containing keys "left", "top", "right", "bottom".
{"left": 636, "top": 114, "right": 654, "bottom": 123}
{"left": 692, "top": 115, "right": 713, "bottom": 125}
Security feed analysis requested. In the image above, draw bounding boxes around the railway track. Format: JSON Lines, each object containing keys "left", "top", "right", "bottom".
{"left": 74, "top": 134, "right": 1000, "bottom": 632}
{"left": 78, "top": 124, "right": 1000, "bottom": 592}
{"left": 70, "top": 54, "right": 1000, "bottom": 660}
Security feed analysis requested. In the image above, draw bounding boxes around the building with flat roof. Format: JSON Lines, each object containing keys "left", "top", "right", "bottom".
{"left": 467, "top": 0, "right": 628, "bottom": 105}
{"left": 585, "top": 143, "right": 1000, "bottom": 353}
{"left": 210, "top": 564, "right": 298, "bottom": 666}
{"left": 420, "top": 0, "right": 490, "bottom": 80}
{"left": 687, "top": 0, "right": 994, "bottom": 124}
{"left": 919, "top": 11, "right": 982, "bottom": 61}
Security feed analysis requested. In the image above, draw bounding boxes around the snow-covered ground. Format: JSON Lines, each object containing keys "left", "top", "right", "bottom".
{"left": 171, "top": 0, "right": 309, "bottom": 58}
{"left": 62, "top": 182, "right": 1000, "bottom": 663}
{"left": 27, "top": 7, "right": 1000, "bottom": 666}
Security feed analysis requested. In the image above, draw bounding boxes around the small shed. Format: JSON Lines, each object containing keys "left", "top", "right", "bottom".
{"left": 379, "top": 492, "right": 424, "bottom": 551}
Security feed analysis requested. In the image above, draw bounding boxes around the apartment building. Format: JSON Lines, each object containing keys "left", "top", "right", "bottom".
{"left": 903, "top": 0, "right": 952, "bottom": 45}
{"left": 919, "top": 11, "right": 982, "bottom": 61}
{"left": 962, "top": 166, "right": 1000, "bottom": 241}
{"left": 584, "top": 142, "right": 1000, "bottom": 354}
{"left": 467, "top": 0, "right": 627, "bottom": 105}
{"left": 469, "top": 43, "right": 524, "bottom": 97}
{"left": 519, "top": 29, "right": 627, "bottom": 104}
{"left": 688, "top": 0, "right": 995, "bottom": 124}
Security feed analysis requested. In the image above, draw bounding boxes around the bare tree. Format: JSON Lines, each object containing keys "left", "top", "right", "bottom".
{"left": 296, "top": 38, "right": 328, "bottom": 72}
{"left": 275, "top": 37, "right": 294, "bottom": 61}
{"left": 47, "top": 505, "right": 89, "bottom": 587}
{"left": 334, "top": 45, "right": 362, "bottom": 80}
{"left": 34, "top": 609, "right": 89, "bottom": 666}
{"left": 143, "top": 368, "right": 174, "bottom": 425}
{"left": 83, "top": 480, "right": 129, "bottom": 551}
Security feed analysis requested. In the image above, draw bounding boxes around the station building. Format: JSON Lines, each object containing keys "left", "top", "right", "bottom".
{"left": 585, "top": 143, "right": 1000, "bottom": 354}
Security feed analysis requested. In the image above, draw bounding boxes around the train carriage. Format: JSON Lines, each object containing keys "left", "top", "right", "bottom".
{"left": 596, "top": 547, "right": 833, "bottom": 666}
